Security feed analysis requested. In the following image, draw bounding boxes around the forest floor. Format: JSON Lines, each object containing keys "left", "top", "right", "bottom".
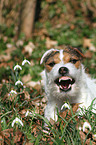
{"left": 0, "top": 0, "right": 96, "bottom": 144}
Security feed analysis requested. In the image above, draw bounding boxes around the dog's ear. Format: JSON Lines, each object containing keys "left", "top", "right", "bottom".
{"left": 40, "top": 48, "right": 57, "bottom": 64}
{"left": 74, "top": 47, "right": 85, "bottom": 58}
{"left": 69, "top": 46, "right": 85, "bottom": 59}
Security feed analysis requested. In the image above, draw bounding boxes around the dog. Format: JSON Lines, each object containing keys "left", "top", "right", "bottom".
{"left": 40, "top": 46, "right": 96, "bottom": 121}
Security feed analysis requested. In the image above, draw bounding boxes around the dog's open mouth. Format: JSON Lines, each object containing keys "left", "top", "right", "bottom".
{"left": 55, "top": 76, "right": 75, "bottom": 92}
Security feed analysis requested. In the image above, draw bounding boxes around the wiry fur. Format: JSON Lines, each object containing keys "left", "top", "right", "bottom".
{"left": 41, "top": 48, "right": 96, "bottom": 121}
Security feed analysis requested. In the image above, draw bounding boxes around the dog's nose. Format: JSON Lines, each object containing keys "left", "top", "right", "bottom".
{"left": 59, "top": 67, "right": 69, "bottom": 75}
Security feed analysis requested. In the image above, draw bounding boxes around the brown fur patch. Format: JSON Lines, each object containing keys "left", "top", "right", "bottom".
{"left": 74, "top": 60, "right": 81, "bottom": 68}
{"left": 45, "top": 53, "right": 60, "bottom": 72}
{"left": 44, "top": 46, "right": 83, "bottom": 71}
{"left": 63, "top": 52, "right": 70, "bottom": 63}
{"left": 63, "top": 52, "right": 81, "bottom": 68}
{"left": 63, "top": 46, "right": 84, "bottom": 59}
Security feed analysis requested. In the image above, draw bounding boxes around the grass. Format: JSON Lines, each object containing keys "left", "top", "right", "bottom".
{"left": 0, "top": 64, "right": 96, "bottom": 144}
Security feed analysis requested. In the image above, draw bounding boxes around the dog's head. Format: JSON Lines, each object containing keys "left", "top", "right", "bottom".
{"left": 41, "top": 46, "right": 85, "bottom": 101}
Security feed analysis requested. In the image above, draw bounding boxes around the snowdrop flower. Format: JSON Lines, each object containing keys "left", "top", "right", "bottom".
{"left": 14, "top": 64, "right": 22, "bottom": 71}
{"left": 12, "top": 117, "right": 23, "bottom": 127}
{"left": 1, "top": 120, "right": 3, "bottom": 123}
{"left": 83, "top": 122, "right": 91, "bottom": 132}
{"left": 15, "top": 80, "right": 23, "bottom": 86}
{"left": 9, "top": 90, "right": 17, "bottom": 95}
{"left": 78, "top": 126, "right": 82, "bottom": 131}
{"left": 6, "top": 43, "right": 13, "bottom": 48}
{"left": 93, "top": 134, "right": 96, "bottom": 139}
{"left": 61, "top": 103, "right": 70, "bottom": 110}
{"left": 25, "top": 110, "right": 32, "bottom": 117}
{"left": 22, "top": 59, "right": 31, "bottom": 66}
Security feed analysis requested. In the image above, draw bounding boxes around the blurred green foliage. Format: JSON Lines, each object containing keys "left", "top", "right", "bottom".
{"left": 0, "top": 0, "right": 96, "bottom": 144}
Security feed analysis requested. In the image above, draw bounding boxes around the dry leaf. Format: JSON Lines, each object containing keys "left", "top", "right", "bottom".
{"left": 50, "top": 118, "right": 55, "bottom": 125}
{"left": 60, "top": 103, "right": 79, "bottom": 119}
{"left": 24, "top": 91, "right": 30, "bottom": 100}
{"left": 22, "top": 74, "right": 32, "bottom": 83}
{"left": 26, "top": 81, "right": 41, "bottom": 91}
{"left": 24, "top": 42, "right": 35, "bottom": 56}
{"left": 20, "top": 109, "right": 26, "bottom": 115}
{"left": 46, "top": 37, "right": 57, "bottom": 49}
{"left": 16, "top": 40, "right": 24, "bottom": 47}
{"left": 46, "top": 0, "right": 56, "bottom": 3}
{"left": 83, "top": 38, "right": 96, "bottom": 52}
{"left": 0, "top": 135, "right": 4, "bottom": 145}
{"left": 84, "top": 51, "right": 93, "bottom": 58}
{"left": 0, "top": 54, "right": 11, "bottom": 61}
{"left": 0, "top": 45, "right": 16, "bottom": 62}
{"left": 25, "top": 142, "right": 33, "bottom": 145}
{"left": 2, "top": 128, "right": 24, "bottom": 144}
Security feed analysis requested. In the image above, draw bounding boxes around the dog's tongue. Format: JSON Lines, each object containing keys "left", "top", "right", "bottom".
{"left": 55, "top": 76, "right": 75, "bottom": 92}
{"left": 60, "top": 79, "right": 70, "bottom": 89}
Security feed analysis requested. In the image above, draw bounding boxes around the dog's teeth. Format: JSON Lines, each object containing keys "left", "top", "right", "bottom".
{"left": 59, "top": 77, "right": 72, "bottom": 82}
{"left": 68, "top": 84, "right": 71, "bottom": 88}
{"left": 70, "top": 78, "right": 72, "bottom": 81}
{"left": 59, "top": 78, "right": 65, "bottom": 82}
{"left": 60, "top": 85, "right": 63, "bottom": 89}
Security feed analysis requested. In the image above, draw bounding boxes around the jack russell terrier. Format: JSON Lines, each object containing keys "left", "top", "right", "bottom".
{"left": 40, "top": 46, "right": 96, "bottom": 121}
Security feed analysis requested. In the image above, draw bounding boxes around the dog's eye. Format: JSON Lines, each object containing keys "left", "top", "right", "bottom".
{"left": 48, "top": 62, "right": 55, "bottom": 67}
{"left": 70, "top": 59, "right": 78, "bottom": 64}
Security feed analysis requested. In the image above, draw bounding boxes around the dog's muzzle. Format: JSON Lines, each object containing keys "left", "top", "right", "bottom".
{"left": 59, "top": 67, "right": 69, "bottom": 75}
{"left": 54, "top": 67, "right": 75, "bottom": 92}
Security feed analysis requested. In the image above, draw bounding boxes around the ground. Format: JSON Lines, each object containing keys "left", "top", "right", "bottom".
{"left": 0, "top": 0, "right": 96, "bottom": 144}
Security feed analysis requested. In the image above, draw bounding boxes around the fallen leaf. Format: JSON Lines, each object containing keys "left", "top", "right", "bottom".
{"left": 46, "top": 37, "right": 58, "bottom": 49}
{"left": 22, "top": 74, "right": 32, "bottom": 83}
{"left": 46, "top": 0, "right": 56, "bottom": 3}
{"left": 84, "top": 51, "right": 93, "bottom": 58}
{"left": 26, "top": 81, "right": 41, "bottom": 91}
{"left": 16, "top": 40, "right": 24, "bottom": 47}
{"left": 2, "top": 128, "right": 25, "bottom": 144}
{"left": 50, "top": 118, "right": 55, "bottom": 125}
{"left": 24, "top": 42, "right": 35, "bottom": 56}
{"left": 25, "top": 142, "right": 33, "bottom": 145}
{"left": 70, "top": 24, "right": 75, "bottom": 30}
{"left": 24, "top": 91, "right": 30, "bottom": 100}
{"left": 83, "top": 38, "right": 96, "bottom": 52}
{"left": 0, "top": 134, "right": 4, "bottom": 145}
{"left": 59, "top": 103, "right": 79, "bottom": 119}
{"left": 0, "top": 45, "right": 16, "bottom": 62}
{"left": 0, "top": 54, "right": 11, "bottom": 61}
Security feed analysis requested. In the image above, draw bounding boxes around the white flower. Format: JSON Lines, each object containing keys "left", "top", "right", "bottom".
{"left": 9, "top": 90, "right": 17, "bottom": 95}
{"left": 6, "top": 43, "right": 13, "bottom": 48}
{"left": 78, "top": 126, "right": 82, "bottom": 131}
{"left": 1, "top": 120, "right": 3, "bottom": 123}
{"left": 12, "top": 117, "right": 23, "bottom": 127}
{"left": 25, "top": 110, "right": 32, "bottom": 117}
{"left": 93, "top": 134, "right": 96, "bottom": 139}
{"left": 14, "top": 64, "right": 22, "bottom": 71}
{"left": 16, "top": 40, "right": 24, "bottom": 47}
{"left": 22, "top": 59, "right": 31, "bottom": 66}
{"left": 15, "top": 80, "right": 23, "bottom": 86}
{"left": 83, "top": 122, "right": 91, "bottom": 132}
{"left": 61, "top": 103, "right": 70, "bottom": 110}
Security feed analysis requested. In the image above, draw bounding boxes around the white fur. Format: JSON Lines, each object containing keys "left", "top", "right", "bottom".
{"left": 41, "top": 49, "right": 96, "bottom": 121}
